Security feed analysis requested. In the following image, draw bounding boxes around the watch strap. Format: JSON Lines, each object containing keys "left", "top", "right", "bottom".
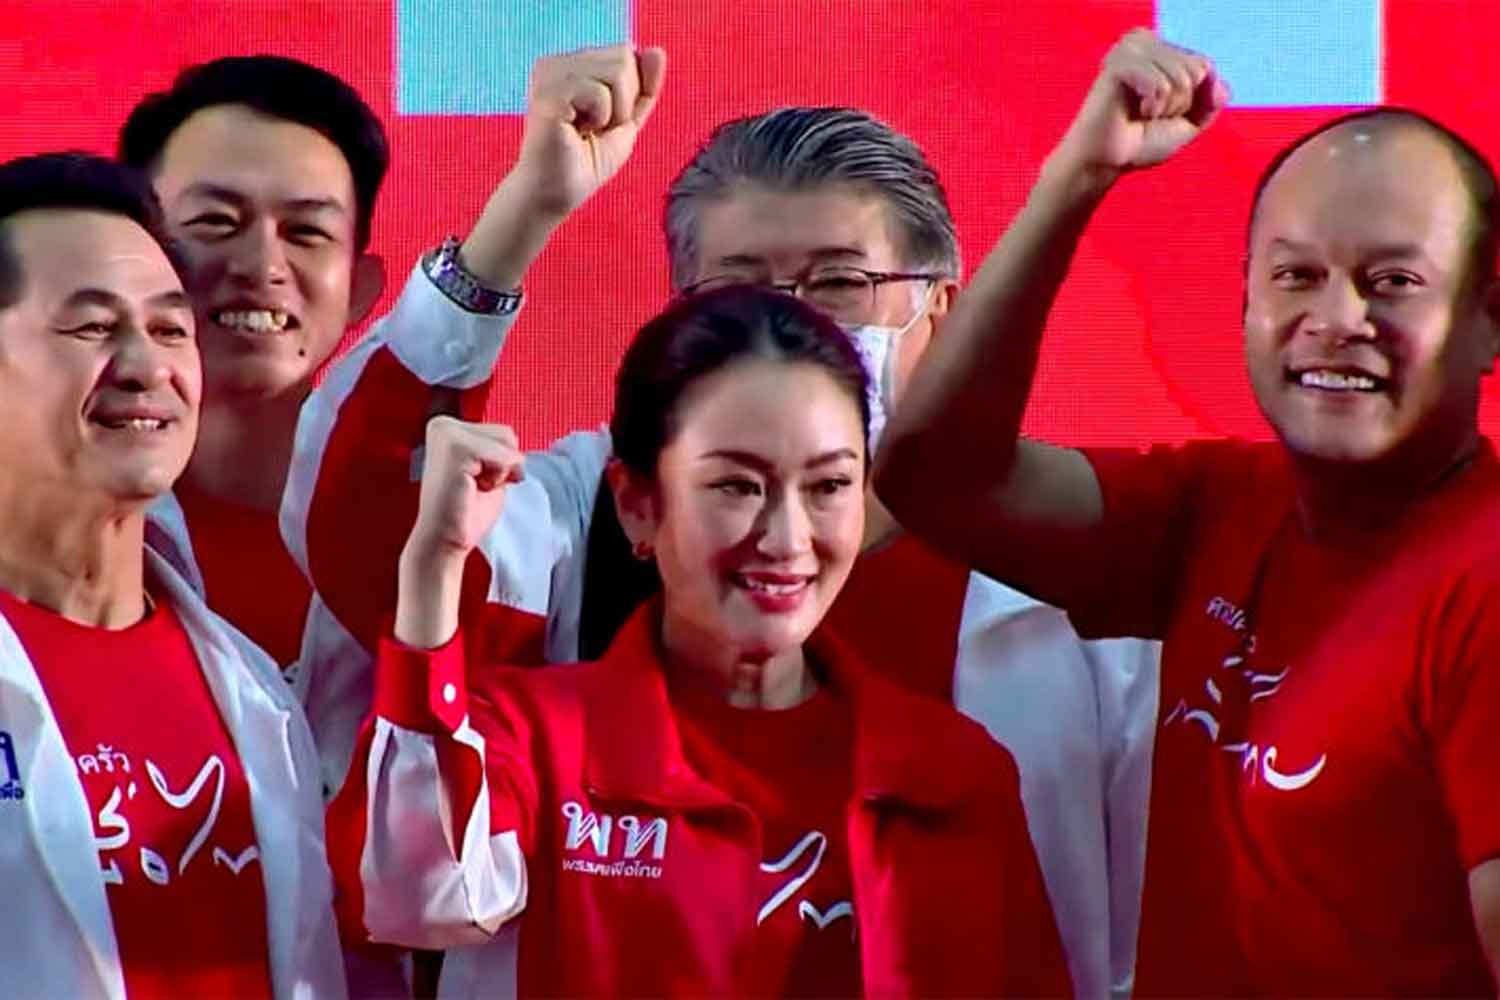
{"left": 422, "top": 236, "right": 523, "bottom": 315}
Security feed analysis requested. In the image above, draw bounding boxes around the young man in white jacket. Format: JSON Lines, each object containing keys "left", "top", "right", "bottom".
{"left": 0, "top": 152, "right": 342, "bottom": 999}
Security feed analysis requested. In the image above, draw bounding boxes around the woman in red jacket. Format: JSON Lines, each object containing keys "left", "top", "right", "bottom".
{"left": 328, "top": 285, "right": 1068, "bottom": 996}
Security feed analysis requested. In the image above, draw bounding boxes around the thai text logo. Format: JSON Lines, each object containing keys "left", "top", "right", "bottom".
{"left": 559, "top": 800, "right": 667, "bottom": 879}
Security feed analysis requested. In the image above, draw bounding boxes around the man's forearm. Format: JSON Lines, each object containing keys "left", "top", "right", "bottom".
{"left": 459, "top": 172, "right": 569, "bottom": 291}
{"left": 877, "top": 156, "right": 1115, "bottom": 505}
{"left": 459, "top": 44, "right": 666, "bottom": 292}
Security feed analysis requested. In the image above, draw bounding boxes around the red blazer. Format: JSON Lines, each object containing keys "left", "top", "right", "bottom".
{"left": 331, "top": 602, "right": 1071, "bottom": 997}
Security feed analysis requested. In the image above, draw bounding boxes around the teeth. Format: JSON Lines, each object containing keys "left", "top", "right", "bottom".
{"left": 1299, "top": 370, "right": 1378, "bottom": 391}
{"left": 100, "top": 417, "right": 166, "bottom": 431}
{"left": 215, "top": 309, "right": 289, "bottom": 332}
{"left": 738, "top": 576, "right": 807, "bottom": 596}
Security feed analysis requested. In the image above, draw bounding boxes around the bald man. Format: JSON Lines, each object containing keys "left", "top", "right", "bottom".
{"left": 877, "top": 29, "right": 1500, "bottom": 995}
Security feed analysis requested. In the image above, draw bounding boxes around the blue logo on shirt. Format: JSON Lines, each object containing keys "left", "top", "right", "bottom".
{"left": 0, "top": 730, "right": 24, "bottom": 802}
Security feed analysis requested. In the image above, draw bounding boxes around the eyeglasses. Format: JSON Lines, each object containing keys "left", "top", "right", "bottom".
{"left": 682, "top": 266, "right": 943, "bottom": 323}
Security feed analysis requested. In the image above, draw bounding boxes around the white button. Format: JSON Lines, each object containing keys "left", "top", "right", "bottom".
{"left": 442, "top": 683, "right": 457, "bottom": 704}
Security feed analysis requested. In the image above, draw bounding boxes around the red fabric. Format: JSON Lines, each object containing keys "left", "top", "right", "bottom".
{"left": 823, "top": 532, "right": 970, "bottom": 703}
{"left": 328, "top": 605, "right": 546, "bottom": 948}
{"left": 306, "top": 345, "right": 502, "bottom": 658}
{"left": 1074, "top": 439, "right": 1500, "bottom": 996}
{"left": 2, "top": 590, "right": 273, "bottom": 1000}
{"left": 175, "top": 481, "right": 310, "bottom": 667}
{"left": 372, "top": 629, "right": 469, "bottom": 734}
{"left": 333, "top": 603, "right": 1070, "bottom": 996}
{"left": 672, "top": 680, "right": 860, "bottom": 997}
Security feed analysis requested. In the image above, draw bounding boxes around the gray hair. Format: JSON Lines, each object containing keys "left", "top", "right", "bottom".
{"left": 664, "top": 107, "right": 961, "bottom": 291}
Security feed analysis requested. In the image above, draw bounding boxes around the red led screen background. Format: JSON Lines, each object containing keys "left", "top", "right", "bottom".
{"left": 5, "top": 1, "right": 1499, "bottom": 450}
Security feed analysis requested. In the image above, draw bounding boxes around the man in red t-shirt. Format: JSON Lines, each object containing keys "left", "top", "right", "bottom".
{"left": 0, "top": 153, "right": 341, "bottom": 996}
{"left": 877, "top": 27, "right": 1500, "bottom": 996}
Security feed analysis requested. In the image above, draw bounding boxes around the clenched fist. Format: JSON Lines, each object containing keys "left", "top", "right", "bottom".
{"left": 395, "top": 417, "right": 526, "bottom": 649}
{"left": 406, "top": 416, "right": 527, "bottom": 566}
{"left": 512, "top": 43, "right": 668, "bottom": 220}
{"left": 1051, "top": 29, "right": 1228, "bottom": 182}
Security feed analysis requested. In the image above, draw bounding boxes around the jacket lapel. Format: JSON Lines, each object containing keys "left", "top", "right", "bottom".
{"left": 581, "top": 608, "right": 740, "bottom": 814}
{"left": 144, "top": 491, "right": 207, "bottom": 598}
{"left": 581, "top": 608, "right": 994, "bottom": 812}
{"left": 0, "top": 610, "right": 125, "bottom": 999}
{"left": 818, "top": 626, "right": 1032, "bottom": 997}
{"left": 146, "top": 550, "right": 322, "bottom": 1000}
{"left": 812, "top": 626, "right": 992, "bottom": 811}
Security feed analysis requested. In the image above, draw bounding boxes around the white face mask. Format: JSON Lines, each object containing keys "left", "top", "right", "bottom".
{"left": 841, "top": 286, "right": 934, "bottom": 448}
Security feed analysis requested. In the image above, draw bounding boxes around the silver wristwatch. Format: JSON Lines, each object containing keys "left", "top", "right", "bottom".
{"left": 422, "top": 236, "right": 523, "bottom": 315}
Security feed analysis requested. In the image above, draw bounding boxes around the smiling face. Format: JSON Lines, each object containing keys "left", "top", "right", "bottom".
{"left": 0, "top": 208, "right": 199, "bottom": 503}
{"left": 149, "top": 103, "right": 370, "bottom": 402}
{"left": 631, "top": 358, "right": 866, "bottom": 663}
{"left": 1244, "top": 123, "right": 1499, "bottom": 474}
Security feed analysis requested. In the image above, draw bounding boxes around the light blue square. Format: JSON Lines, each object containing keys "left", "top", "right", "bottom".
{"left": 1156, "top": 0, "right": 1381, "bottom": 107}
{"left": 398, "top": 0, "right": 632, "bottom": 115}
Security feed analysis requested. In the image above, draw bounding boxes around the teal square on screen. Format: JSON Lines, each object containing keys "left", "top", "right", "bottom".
{"left": 1156, "top": 0, "right": 1380, "bottom": 107}
{"left": 397, "top": 0, "right": 631, "bottom": 115}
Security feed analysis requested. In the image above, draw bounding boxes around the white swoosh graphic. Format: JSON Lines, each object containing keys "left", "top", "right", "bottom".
{"left": 1182, "top": 708, "right": 1220, "bottom": 741}
{"left": 213, "top": 845, "right": 261, "bottom": 875}
{"left": 799, "top": 899, "right": 855, "bottom": 932}
{"left": 759, "top": 831, "right": 826, "bottom": 925}
{"left": 1262, "top": 747, "right": 1328, "bottom": 791}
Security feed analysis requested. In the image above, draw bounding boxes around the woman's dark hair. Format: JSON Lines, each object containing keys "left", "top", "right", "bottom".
{"left": 119, "top": 55, "right": 389, "bottom": 253}
{"left": 578, "top": 284, "right": 870, "bottom": 658}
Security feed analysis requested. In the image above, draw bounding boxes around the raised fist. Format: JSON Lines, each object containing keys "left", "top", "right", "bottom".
{"left": 1053, "top": 28, "right": 1228, "bottom": 178}
{"left": 405, "top": 416, "right": 526, "bottom": 568}
{"left": 511, "top": 43, "right": 668, "bottom": 219}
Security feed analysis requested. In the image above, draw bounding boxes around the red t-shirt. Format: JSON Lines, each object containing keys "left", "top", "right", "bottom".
{"left": 1, "top": 589, "right": 275, "bottom": 1000}
{"left": 176, "top": 481, "right": 311, "bottom": 667}
{"left": 822, "top": 532, "right": 970, "bottom": 703}
{"left": 671, "top": 676, "right": 861, "bottom": 997}
{"left": 1072, "top": 439, "right": 1500, "bottom": 995}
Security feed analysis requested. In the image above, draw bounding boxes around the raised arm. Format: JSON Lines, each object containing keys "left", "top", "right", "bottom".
{"left": 458, "top": 44, "right": 666, "bottom": 290}
{"left": 874, "top": 29, "right": 1226, "bottom": 609}
{"left": 396, "top": 417, "right": 526, "bottom": 649}
{"left": 326, "top": 417, "right": 536, "bottom": 948}
{"left": 284, "top": 45, "right": 665, "bottom": 650}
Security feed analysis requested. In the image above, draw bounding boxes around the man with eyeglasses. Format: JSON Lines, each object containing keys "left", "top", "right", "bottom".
{"left": 294, "top": 53, "right": 1158, "bottom": 999}
{"left": 685, "top": 265, "right": 943, "bottom": 447}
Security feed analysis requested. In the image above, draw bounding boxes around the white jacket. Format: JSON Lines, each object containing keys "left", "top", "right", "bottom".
{"left": 0, "top": 549, "right": 345, "bottom": 1000}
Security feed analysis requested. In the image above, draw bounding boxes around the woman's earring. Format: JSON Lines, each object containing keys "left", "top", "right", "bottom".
{"left": 631, "top": 540, "right": 654, "bottom": 561}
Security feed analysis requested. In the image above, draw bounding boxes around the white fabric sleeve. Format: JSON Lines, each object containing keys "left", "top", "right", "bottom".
{"left": 281, "top": 261, "right": 520, "bottom": 576}
{"left": 358, "top": 716, "right": 529, "bottom": 949}
{"left": 483, "top": 428, "right": 613, "bottom": 664}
